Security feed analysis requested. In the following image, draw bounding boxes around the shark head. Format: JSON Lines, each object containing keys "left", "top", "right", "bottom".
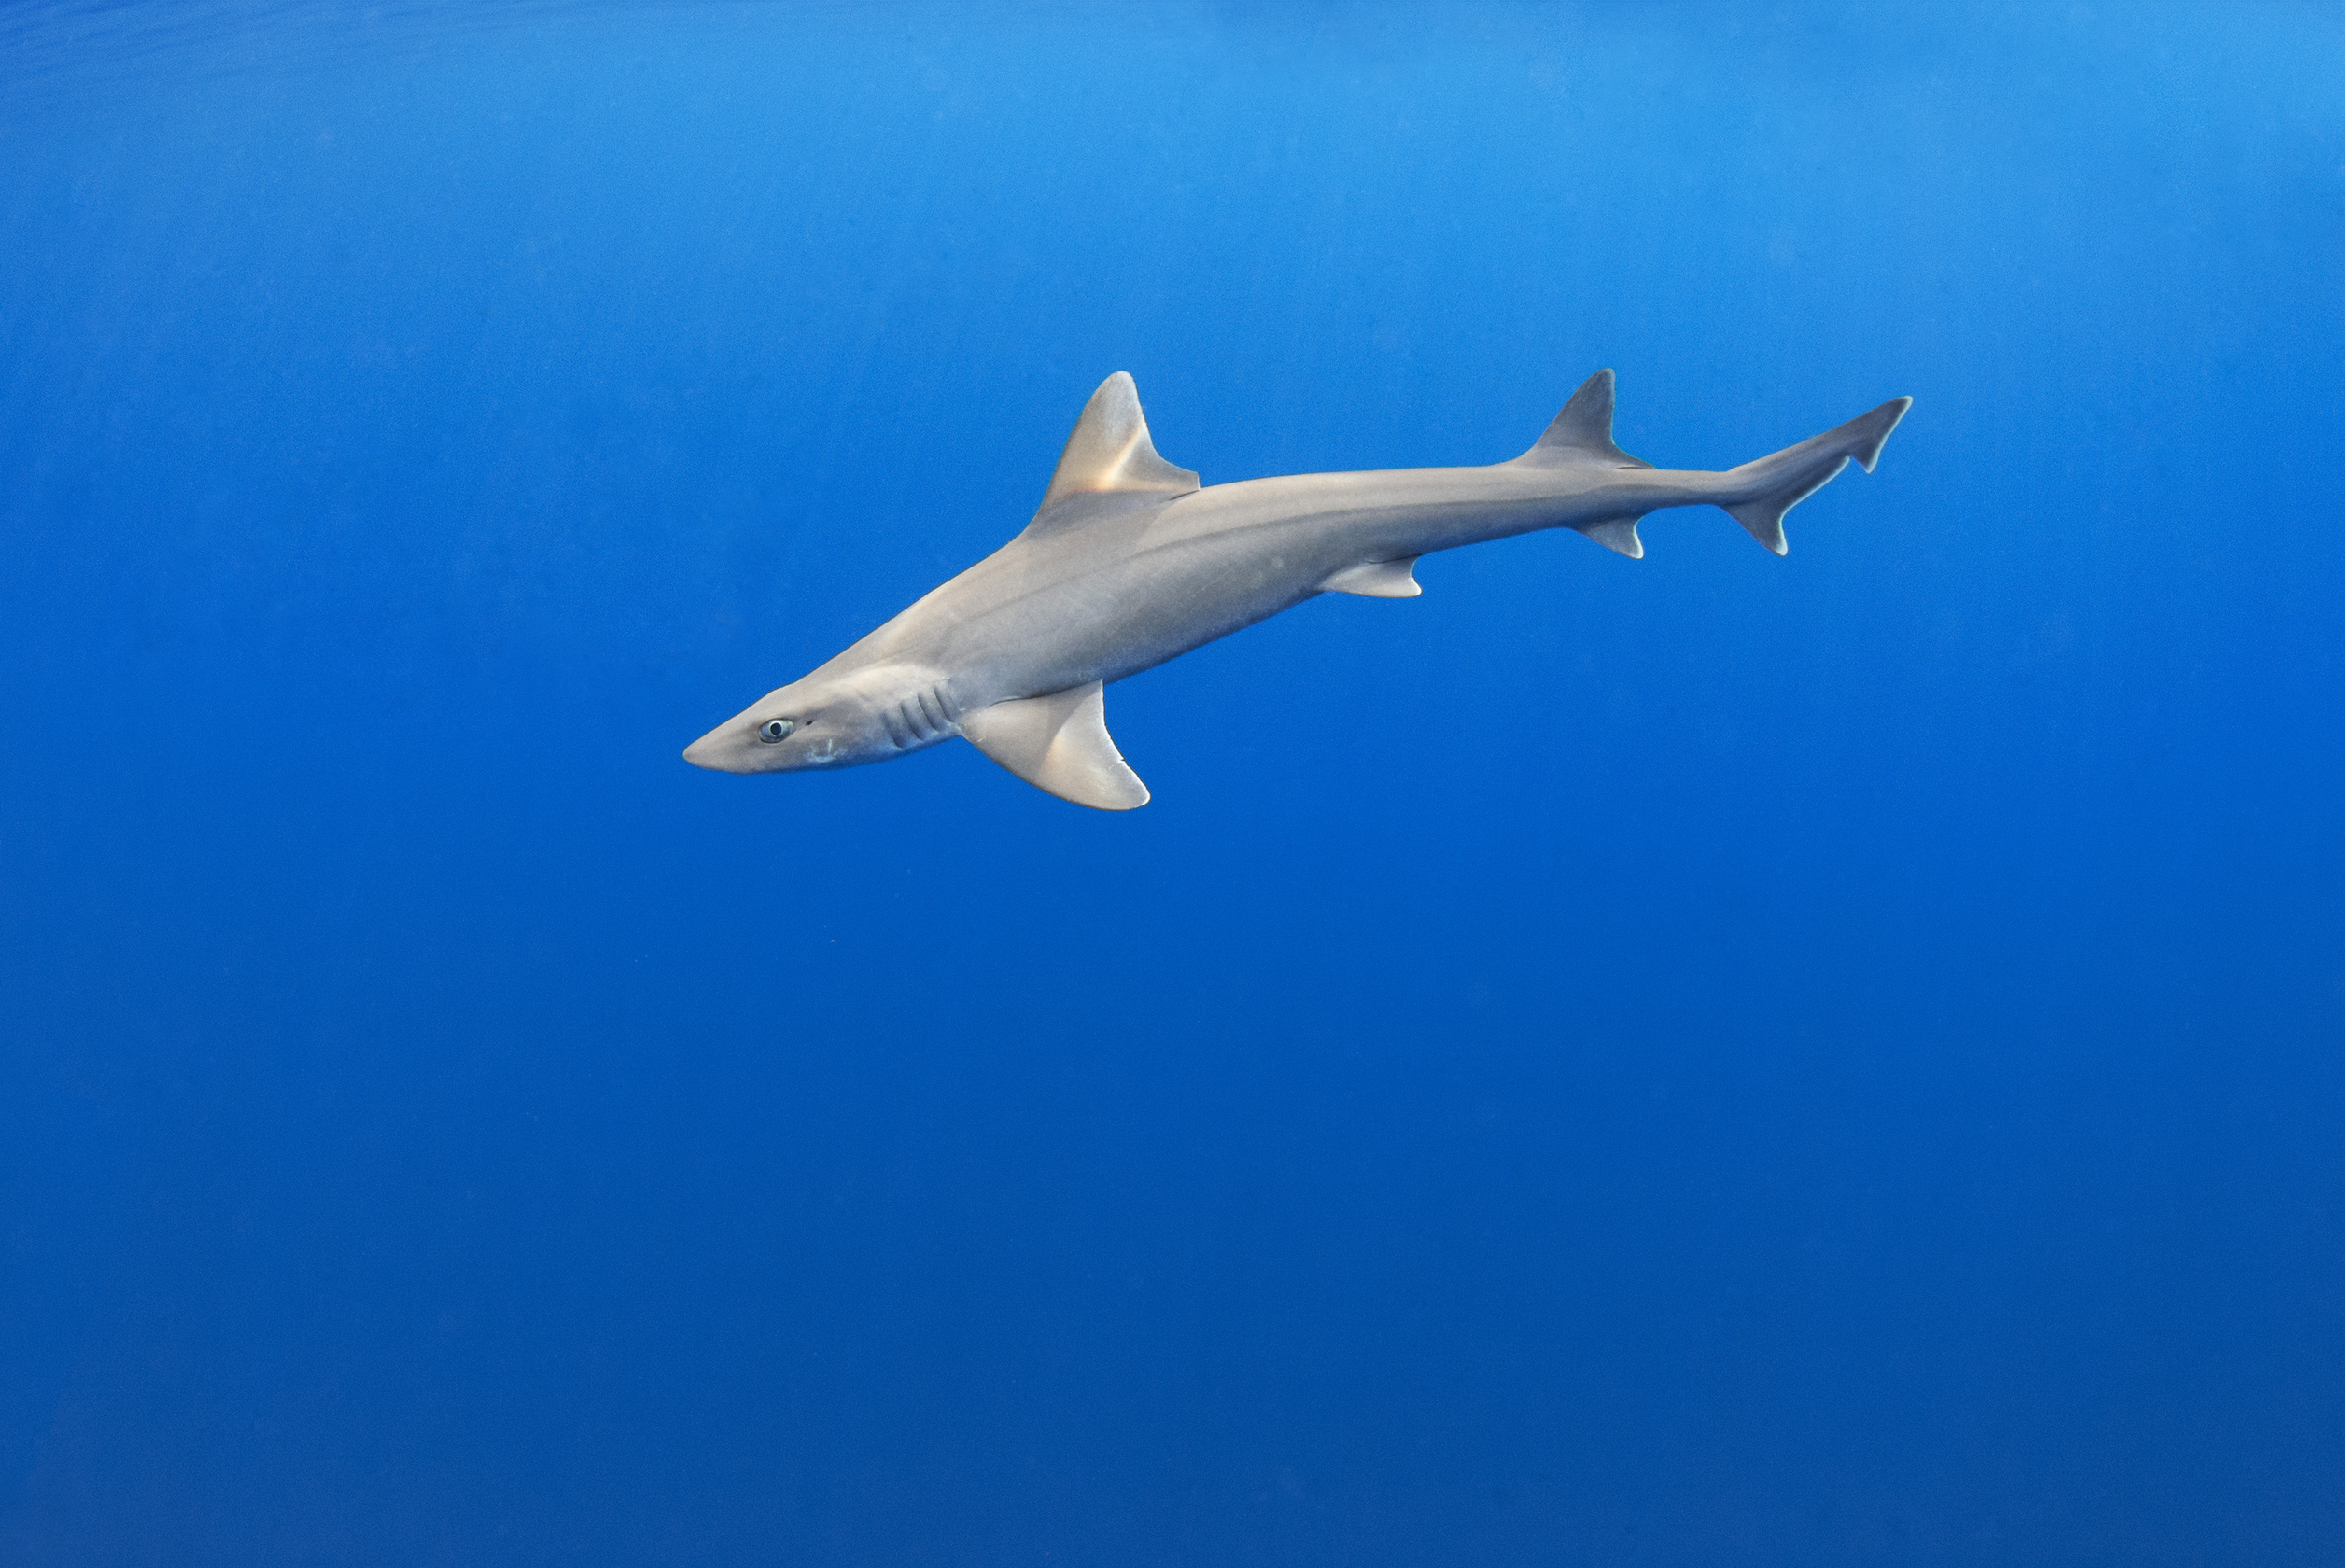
{"left": 682, "top": 664, "right": 958, "bottom": 775}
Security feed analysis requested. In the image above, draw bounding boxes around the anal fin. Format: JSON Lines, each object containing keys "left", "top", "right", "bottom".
{"left": 1321, "top": 557, "right": 1422, "bottom": 598}
{"left": 961, "top": 681, "right": 1149, "bottom": 810}
{"left": 1579, "top": 517, "right": 1647, "bottom": 559}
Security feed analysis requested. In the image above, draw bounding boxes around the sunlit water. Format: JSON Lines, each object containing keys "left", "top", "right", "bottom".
{"left": 3, "top": 4, "right": 2339, "bottom": 1563}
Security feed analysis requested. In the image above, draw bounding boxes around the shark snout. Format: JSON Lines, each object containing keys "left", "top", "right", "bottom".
{"left": 681, "top": 726, "right": 743, "bottom": 772}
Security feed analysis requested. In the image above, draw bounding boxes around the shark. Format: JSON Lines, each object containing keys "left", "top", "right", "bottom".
{"left": 683, "top": 370, "right": 1910, "bottom": 808}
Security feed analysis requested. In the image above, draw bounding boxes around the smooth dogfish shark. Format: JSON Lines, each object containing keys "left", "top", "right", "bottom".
{"left": 684, "top": 370, "right": 1911, "bottom": 808}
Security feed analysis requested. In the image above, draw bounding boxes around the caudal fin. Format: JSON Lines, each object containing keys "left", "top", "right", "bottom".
{"left": 1722, "top": 396, "right": 1912, "bottom": 555}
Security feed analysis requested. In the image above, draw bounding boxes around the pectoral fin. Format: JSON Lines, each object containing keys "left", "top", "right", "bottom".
{"left": 962, "top": 681, "right": 1150, "bottom": 810}
{"left": 1321, "top": 558, "right": 1422, "bottom": 598}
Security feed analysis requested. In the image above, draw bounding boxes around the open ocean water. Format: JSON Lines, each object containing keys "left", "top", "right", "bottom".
{"left": 2, "top": 3, "right": 2339, "bottom": 1563}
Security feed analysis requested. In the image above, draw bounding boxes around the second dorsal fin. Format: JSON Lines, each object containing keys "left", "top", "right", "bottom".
{"left": 1035, "top": 372, "right": 1200, "bottom": 518}
{"left": 1521, "top": 369, "right": 1654, "bottom": 469}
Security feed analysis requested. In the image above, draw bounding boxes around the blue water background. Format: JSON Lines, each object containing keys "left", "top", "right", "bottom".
{"left": 3, "top": 3, "right": 2340, "bottom": 1561}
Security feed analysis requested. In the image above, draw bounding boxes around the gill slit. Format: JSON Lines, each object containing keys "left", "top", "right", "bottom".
{"left": 882, "top": 679, "right": 961, "bottom": 751}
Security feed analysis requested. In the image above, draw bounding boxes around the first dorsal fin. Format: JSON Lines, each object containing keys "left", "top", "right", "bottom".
{"left": 1521, "top": 369, "right": 1654, "bottom": 469}
{"left": 961, "top": 680, "right": 1149, "bottom": 810}
{"left": 1036, "top": 372, "right": 1199, "bottom": 517}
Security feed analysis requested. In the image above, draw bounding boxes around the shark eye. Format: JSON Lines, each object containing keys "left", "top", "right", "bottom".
{"left": 758, "top": 718, "right": 795, "bottom": 743}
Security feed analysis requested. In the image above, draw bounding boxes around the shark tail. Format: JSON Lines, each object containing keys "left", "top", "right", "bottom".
{"left": 1720, "top": 396, "right": 1912, "bottom": 554}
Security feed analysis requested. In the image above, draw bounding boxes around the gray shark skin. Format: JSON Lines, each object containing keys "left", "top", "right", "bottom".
{"left": 683, "top": 370, "right": 1911, "bottom": 808}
